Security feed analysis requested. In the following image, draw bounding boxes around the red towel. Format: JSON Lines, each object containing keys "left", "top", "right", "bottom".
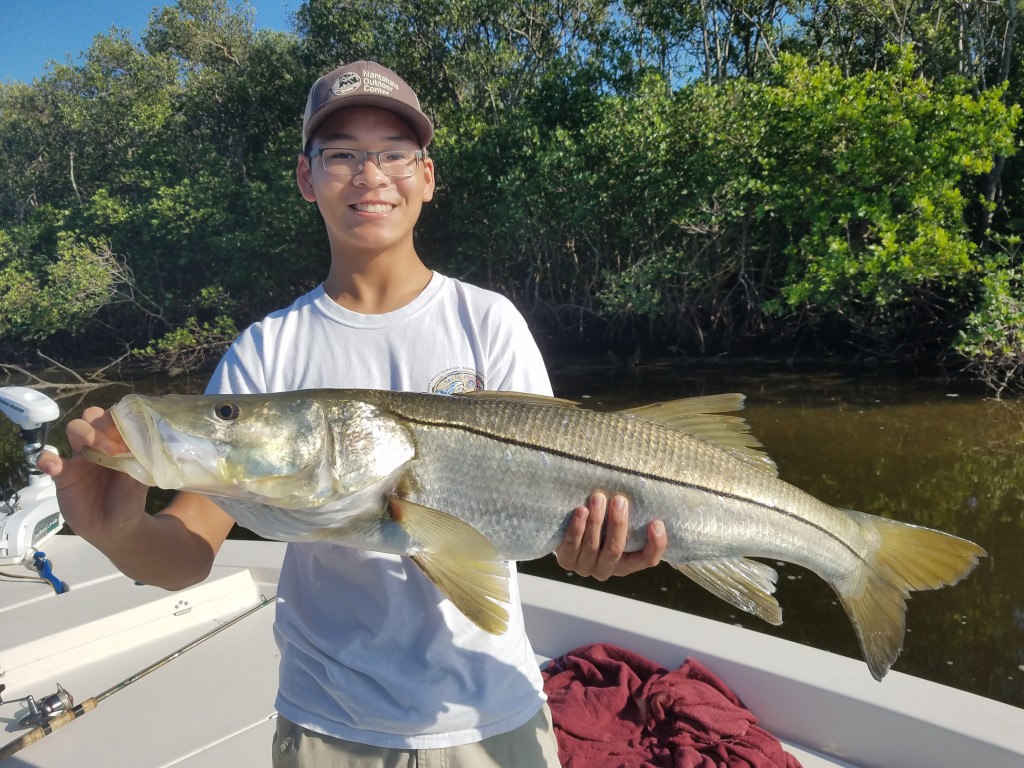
{"left": 542, "top": 643, "right": 802, "bottom": 768}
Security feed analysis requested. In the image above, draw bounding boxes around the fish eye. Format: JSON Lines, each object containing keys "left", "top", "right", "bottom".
{"left": 214, "top": 401, "right": 241, "bottom": 421}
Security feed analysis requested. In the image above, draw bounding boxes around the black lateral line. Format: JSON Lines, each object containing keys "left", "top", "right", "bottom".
{"left": 399, "top": 412, "right": 866, "bottom": 564}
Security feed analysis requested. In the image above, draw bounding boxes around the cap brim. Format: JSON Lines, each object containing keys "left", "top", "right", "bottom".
{"left": 303, "top": 96, "right": 434, "bottom": 149}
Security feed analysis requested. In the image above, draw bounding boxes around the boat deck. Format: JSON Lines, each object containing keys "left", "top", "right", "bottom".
{"left": 2, "top": 537, "right": 1021, "bottom": 767}
{"left": 1, "top": 540, "right": 279, "bottom": 766}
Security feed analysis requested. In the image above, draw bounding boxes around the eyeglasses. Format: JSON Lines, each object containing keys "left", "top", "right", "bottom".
{"left": 307, "top": 147, "right": 426, "bottom": 178}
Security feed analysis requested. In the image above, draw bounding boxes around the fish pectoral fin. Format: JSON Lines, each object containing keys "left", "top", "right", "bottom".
{"left": 673, "top": 557, "right": 782, "bottom": 625}
{"left": 388, "top": 496, "right": 500, "bottom": 560}
{"left": 388, "top": 497, "right": 511, "bottom": 635}
{"left": 412, "top": 553, "right": 511, "bottom": 635}
{"left": 624, "top": 395, "right": 779, "bottom": 476}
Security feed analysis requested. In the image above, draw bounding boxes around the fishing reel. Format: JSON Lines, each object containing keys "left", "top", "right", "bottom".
{"left": 0, "top": 682, "right": 74, "bottom": 728}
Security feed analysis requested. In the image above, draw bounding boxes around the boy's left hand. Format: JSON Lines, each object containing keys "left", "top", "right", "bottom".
{"left": 554, "top": 492, "right": 666, "bottom": 581}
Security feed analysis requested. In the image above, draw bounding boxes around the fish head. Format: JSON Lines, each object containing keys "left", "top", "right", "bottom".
{"left": 91, "top": 393, "right": 332, "bottom": 507}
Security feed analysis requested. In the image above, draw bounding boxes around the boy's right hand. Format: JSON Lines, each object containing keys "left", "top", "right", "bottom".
{"left": 36, "top": 406, "right": 151, "bottom": 544}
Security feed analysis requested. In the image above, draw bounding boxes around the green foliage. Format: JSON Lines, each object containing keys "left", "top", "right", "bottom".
{"left": 762, "top": 50, "right": 1017, "bottom": 313}
{"left": 0, "top": 232, "right": 123, "bottom": 341}
{"left": 1, "top": 0, "right": 317, "bottom": 361}
{"left": 136, "top": 313, "right": 238, "bottom": 374}
{"left": 954, "top": 245, "right": 1024, "bottom": 397}
{"left": 429, "top": 46, "right": 1019, "bottom": 357}
{"left": 2, "top": 0, "right": 1024, "bottom": 393}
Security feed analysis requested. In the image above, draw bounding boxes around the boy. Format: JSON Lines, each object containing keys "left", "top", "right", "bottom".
{"left": 39, "top": 61, "right": 666, "bottom": 766}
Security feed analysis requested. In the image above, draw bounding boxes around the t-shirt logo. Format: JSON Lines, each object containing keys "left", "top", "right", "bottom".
{"left": 430, "top": 368, "right": 485, "bottom": 394}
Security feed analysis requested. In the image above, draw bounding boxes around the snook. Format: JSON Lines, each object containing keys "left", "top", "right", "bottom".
{"left": 84, "top": 389, "right": 987, "bottom": 680}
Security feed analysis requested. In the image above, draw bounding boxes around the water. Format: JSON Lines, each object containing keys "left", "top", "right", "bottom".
{"left": 1, "top": 361, "right": 1021, "bottom": 708}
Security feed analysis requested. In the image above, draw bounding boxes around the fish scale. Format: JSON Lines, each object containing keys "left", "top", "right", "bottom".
{"left": 86, "top": 388, "right": 987, "bottom": 681}
{"left": 385, "top": 393, "right": 863, "bottom": 569}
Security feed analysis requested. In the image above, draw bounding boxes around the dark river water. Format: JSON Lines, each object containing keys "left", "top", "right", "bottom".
{"left": 2, "top": 360, "right": 1022, "bottom": 709}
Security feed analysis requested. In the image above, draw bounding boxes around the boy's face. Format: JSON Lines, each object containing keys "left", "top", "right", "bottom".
{"left": 297, "top": 106, "right": 435, "bottom": 259}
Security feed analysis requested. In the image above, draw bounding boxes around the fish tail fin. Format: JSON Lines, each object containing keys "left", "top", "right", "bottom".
{"left": 838, "top": 511, "right": 987, "bottom": 681}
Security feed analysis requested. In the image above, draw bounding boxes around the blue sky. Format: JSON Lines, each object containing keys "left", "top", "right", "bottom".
{"left": 0, "top": 0, "right": 305, "bottom": 84}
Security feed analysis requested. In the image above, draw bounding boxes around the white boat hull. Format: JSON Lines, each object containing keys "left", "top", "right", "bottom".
{"left": 1, "top": 537, "right": 1021, "bottom": 767}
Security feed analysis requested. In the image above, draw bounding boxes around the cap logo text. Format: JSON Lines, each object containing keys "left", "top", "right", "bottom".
{"left": 362, "top": 69, "right": 400, "bottom": 97}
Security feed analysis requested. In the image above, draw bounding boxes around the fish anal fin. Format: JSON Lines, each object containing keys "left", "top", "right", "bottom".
{"left": 673, "top": 557, "right": 782, "bottom": 625}
{"left": 837, "top": 511, "right": 987, "bottom": 681}
{"left": 388, "top": 496, "right": 511, "bottom": 635}
{"left": 624, "top": 395, "right": 778, "bottom": 476}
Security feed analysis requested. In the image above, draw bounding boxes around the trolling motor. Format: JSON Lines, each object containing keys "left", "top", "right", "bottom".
{"left": 0, "top": 386, "right": 65, "bottom": 578}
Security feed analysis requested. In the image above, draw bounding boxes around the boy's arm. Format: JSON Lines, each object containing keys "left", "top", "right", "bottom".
{"left": 36, "top": 406, "right": 235, "bottom": 590}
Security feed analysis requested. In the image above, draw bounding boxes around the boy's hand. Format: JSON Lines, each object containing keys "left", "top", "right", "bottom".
{"left": 554, "top": 492, "right": 666, "bottom": 581}
{"left": 36, "top": 406, "right": 150, "bottom": 543}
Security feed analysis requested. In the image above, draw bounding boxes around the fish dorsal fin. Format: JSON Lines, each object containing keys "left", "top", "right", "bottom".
{"left": 458, "top": 390, "right": 581, "bottom": 408}
{"left": 387, "top": 496, "right": 511, "bottom": 635}
{"left": 673, "top": 557, "right": 782, "bottom": 626}
{"left": 624, "top": 394, "right": 778, "bottom": 476}
{"left": 460, "top": 389, "right": 777, "bottom": 474}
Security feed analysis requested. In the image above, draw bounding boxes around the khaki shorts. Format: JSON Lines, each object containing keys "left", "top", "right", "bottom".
{"left": 271, "top": 705, "right": 561, "bottom": 768}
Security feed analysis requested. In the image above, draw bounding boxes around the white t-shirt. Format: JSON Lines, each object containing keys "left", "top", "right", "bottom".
{"left": 206, "top": 272, "right": 553, "bottom": 749}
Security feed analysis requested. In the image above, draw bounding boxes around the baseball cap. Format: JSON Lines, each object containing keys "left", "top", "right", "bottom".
{"left": 301, "top": 60, "right": 434, "bottom": 150}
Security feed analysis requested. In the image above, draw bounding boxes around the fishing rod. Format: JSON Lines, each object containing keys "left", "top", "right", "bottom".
{"left": 0, "top": 593, "right": 276, "bottom": 762}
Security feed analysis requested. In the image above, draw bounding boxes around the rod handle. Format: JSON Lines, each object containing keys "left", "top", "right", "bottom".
{"left": 0, "top": 697, "right": 97, "bottom": 761}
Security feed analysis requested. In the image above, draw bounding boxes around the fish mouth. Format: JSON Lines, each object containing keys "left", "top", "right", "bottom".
{"left": 108, "top": 396, "right": 223, "bottom": 490}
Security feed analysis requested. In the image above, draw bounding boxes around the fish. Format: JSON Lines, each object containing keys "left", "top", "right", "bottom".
{"left": 83, "top": 388, "right": 987, "bottom": 680}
